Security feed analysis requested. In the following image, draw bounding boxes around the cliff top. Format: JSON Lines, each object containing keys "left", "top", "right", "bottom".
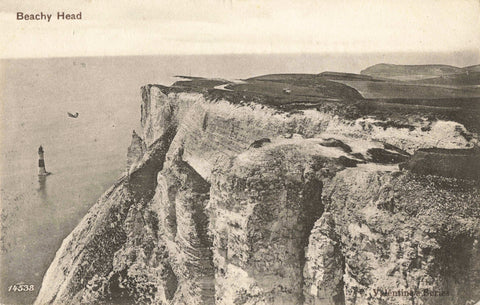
{"left": 152, "top": 65, "right": 480, "bottom": 132}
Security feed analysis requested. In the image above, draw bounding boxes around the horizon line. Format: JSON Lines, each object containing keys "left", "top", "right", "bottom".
{"left": 1, "top": 49, "right": 478, "bottom": 62}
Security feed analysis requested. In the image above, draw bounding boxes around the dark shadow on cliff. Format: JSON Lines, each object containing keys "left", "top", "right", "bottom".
{"left": 127, "top": 127, "right": 177, "bottom": 202}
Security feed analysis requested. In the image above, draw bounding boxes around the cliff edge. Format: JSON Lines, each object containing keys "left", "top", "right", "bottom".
{"left": 35, "top": 71, "right": 480, "bottom": 305}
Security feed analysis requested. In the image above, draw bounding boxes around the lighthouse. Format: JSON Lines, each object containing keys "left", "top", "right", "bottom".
{"left": 38, "top": 145, "right": 50, "bottom": 176}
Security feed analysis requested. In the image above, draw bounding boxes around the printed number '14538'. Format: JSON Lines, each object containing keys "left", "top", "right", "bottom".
{"left": 8, "top": 284, "right": 35, "bottom": 292}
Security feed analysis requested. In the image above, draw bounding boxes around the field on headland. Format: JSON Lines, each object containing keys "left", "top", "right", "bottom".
{"left": 169, "top": 63, "right": 480, "bottom": 133}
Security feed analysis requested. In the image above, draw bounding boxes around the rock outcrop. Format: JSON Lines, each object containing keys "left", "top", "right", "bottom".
{"left": 36, "top": 73, "right": 480, "bottom": 305}
{"left": 314, "top": 169, "right": 480, "bottom": 305}
{"left": 400, "top": 148, "right": 480, "bottom": 180}
{"left": 126, "top": 130, "right": 146, "bottom": 172}
{"left": 209, "top": 143, "right": 338, "bottom": 305}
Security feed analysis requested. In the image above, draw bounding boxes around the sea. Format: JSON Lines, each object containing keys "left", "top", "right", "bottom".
{"left": 0, "top": 53, "right": 478, "bottom": 304}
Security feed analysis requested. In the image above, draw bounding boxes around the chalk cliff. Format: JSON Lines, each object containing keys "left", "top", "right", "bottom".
{"left": 36, "top": 72, "right": 480, "bottom": 305}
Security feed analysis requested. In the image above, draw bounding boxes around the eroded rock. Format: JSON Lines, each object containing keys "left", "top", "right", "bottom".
{"left": 401, "top": 148, "right": 480, "bottom": 180}
{"left": 321, "top": 169, "right": 480, "bottom": 305}
{"left": 209, "top": 144, "right": 327, "bottom": 305}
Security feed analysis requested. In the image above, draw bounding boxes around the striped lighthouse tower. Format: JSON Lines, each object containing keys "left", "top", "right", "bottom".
{"left": 38, "top": 145, "right": 49, "bottom": 176}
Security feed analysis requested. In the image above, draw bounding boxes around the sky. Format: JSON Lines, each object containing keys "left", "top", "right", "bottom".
{"left": 0, "top": 0, "right": 479, "bottom": 59}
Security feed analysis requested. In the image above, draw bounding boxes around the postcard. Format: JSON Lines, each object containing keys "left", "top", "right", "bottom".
{"left": 1, "top": 1, "right": 479, "bottom": 304}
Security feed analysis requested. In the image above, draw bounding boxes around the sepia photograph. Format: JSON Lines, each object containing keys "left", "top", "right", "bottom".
{"left": 0, "top": 1, "right": 479, "bottom": 304}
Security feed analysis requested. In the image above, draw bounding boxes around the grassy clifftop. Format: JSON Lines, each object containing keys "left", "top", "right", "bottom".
{"left": 167, "top": 64, "right": 480, "bottom": 133}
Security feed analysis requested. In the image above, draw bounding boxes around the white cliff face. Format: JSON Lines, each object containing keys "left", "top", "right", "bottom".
{"left": 140, "top": 87, "right": 474, "bottom": 182}
{"left": 208, "top": 143, "right": 335, "bottom": 305}
{"left": 35, "top": 84, "right": 480, "bottom": 305}
{"left": 141, "top": 86, "right": 200, "bottom": 147}
{"left": 151, "top": 99, "right": 473, "bottom": 182}
{"left": 163, "top": 98, "right": 334, "bottom": 181}
{"left": 324, "top": 117, "right": 474, "bottom": 154}
{"left": 316, "top": 169, "right": 480, "bottom": 305}
{"left": 303, "top": 212, "right": 344, "bottom": 305}
{"left": 126, "top": 130, "right": 146, "bottom": 172}
{"left": 150, "top": 153, "right": 214, "bottom": 305}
